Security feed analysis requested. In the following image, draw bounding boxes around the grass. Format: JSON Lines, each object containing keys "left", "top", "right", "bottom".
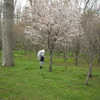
{"left": 0, "top": 51, "right": 100, "bottom": 100}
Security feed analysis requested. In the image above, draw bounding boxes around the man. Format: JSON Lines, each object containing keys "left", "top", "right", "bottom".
{"left": 37, "top": 49, "right": 45, "bottom": 69}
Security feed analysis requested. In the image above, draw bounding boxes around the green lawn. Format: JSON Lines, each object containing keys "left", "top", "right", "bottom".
{"left": 0, "top": 51, "right": 100, "bottom": 100}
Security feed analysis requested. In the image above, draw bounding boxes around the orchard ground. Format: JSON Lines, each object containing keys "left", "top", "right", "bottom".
{"left": 0, "top": 50, "right": 100, "bottom": 100}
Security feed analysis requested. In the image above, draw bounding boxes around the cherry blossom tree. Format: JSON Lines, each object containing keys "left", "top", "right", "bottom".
{"left": 25, "top": 0, "right": 81, "bottom": 71}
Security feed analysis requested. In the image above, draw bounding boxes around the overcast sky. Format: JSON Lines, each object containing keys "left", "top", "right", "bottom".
{"left": 17, "top": 0, "right": 27, "bottom": 7}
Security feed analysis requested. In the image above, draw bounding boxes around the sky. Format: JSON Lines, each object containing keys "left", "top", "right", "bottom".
{"left": 20, "top": 0, "right": 28, "bottom": 7}
{"left": 15, "top": 0, "right": 30, "bottom": 12}
{"left": 17, "top": 0, "right": 28, "bottom": 7}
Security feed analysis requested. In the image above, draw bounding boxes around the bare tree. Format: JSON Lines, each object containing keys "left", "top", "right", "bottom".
{"left": 75, "top": 0, "right": 100, "bottom": 85}
{"left": 81, "top": 11, "right": 100, "bottom": 85}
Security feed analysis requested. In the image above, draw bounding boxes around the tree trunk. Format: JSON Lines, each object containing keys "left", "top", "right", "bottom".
{"left": 89, "top": 63, "right": 92, "bottom": 78}
{"left": 75, "top": 51, "right": 78, "bottom": 66}
{"left": 98, "top": 52, "right": 100, "bottom": 63}
{"left": 63, "top": 47, "right": 67, "bottom": 62}
{"left": 86, "top": 62, "right": 92, "bottom": 85}
{"left": 49, "top": 51, "right": 53, "bottom": 72}
{"left": 0, "top": 2, "right": 2, "bottom": 50}
{"left": 2, "top": 0, "right": 14, "bottom": 66}
{"left": 75, "top": 42, "right": 80, "bottom": 66}
{"left": 63, "top": 47, "right": 67, "bottom": 68}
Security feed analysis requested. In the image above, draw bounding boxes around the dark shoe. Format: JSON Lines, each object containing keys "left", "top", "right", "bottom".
{"left": 40, "top": 66, "right": 42, "bottom": 69}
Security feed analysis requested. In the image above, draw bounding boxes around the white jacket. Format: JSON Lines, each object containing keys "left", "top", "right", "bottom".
{"left": 37, "top": 49, "right": 45, "bottom": 60}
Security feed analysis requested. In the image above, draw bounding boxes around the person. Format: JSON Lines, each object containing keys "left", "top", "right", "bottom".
{"left": 37, "top": 49, "right": 45, "bottom": 69}
{"left": 39, "top": 55, "right": 44, "bottom": 69}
